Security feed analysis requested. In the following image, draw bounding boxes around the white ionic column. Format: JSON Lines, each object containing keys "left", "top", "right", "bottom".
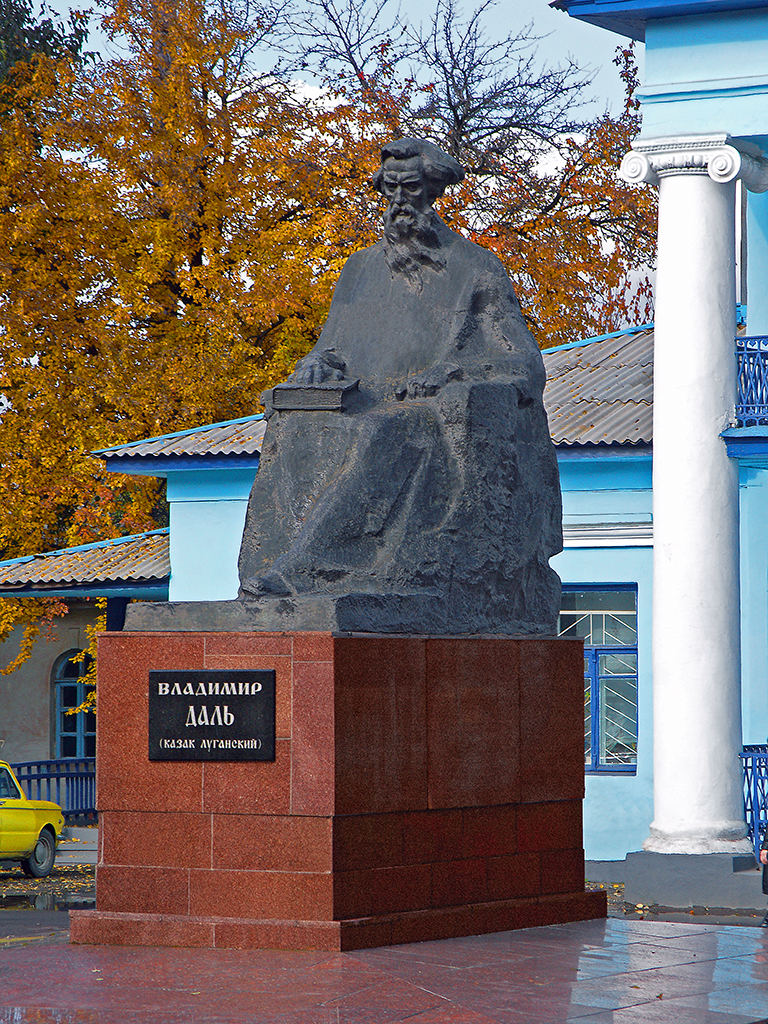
{"left": 621, "top": 135, "right": 768, "bottom": 854}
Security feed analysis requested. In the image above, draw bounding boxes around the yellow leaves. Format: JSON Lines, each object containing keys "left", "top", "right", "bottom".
{"left": 0, "top": 599, "right": 68, "bottom": 675}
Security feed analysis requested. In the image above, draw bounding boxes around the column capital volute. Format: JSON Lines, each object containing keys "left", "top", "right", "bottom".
{"left": 619, "top": 134, "right": 768, "bottom": 193}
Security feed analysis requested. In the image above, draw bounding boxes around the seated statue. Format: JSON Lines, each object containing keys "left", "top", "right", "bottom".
{"left": 238, "top": 137, "right": 562, "bottom": 634}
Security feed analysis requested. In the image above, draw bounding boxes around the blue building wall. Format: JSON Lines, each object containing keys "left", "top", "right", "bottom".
{"left": 167, "top": 468, "right": 256, "bottom": 601}
{"left": 555, "top": 448, "right": 768, "bottom": 860}
{"left": 640, "top": 10, "right": 768, "bottom": 142}
{"left": 553, "top": 454, "right": 654, "bottom": 861}
{"left": 739, "top": 465, "right": 768, "bottom": 746}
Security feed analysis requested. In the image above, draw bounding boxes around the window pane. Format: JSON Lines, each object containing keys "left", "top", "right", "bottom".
{"left": 60, "top": 685, "right": 79, "bottom": 709}
{"left": 84, "top": 735, "right": 96, "bottom": 758}
{"left": 559, "top": 612, "right": 592, "bottom": 641}
{"left": 558, "top": 591, "right": 637, "bottom": 647}
{"left": 599, "top": 653, "right": 637, "bottom": 676}
{"left": 599, "top": 670, "right": 638, "bottom": 766}
{"left": 0, "top": 769, "right": 18, "bottom": 798}
{"left": 60, "top": 736, "right": 78, "bottom": 757}
{"left": 584, "top": 659, "right": 592, "bottom": 767}
{"left": 60, "top": 712, "right": 77, "bottom": 735}
{"left": 57, "top": 658, "right": 80, "bottom": 680}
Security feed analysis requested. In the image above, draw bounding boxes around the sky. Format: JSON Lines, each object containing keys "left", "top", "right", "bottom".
{"left": 399, "top": 0, "right": 640, "bottom": 116}
{"left": 43, "top": 0, "right": 639, "bottom": 116}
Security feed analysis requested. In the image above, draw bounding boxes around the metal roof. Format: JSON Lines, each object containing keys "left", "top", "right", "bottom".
{"left": 94, "top": 414, "right": 266, "bottom": 460}
{"left": 0, "top": 531, "right": 170, "bottom": 586}
{"left": 543, "top": 328, "right": 654, "bottom": 445}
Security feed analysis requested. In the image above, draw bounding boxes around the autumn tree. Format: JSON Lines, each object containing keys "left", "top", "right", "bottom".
{"left": 282, "top": 0, "right": 657, "bottom": 345}
{"left": 0, "top": 1, "right": 93, "bottom": 664}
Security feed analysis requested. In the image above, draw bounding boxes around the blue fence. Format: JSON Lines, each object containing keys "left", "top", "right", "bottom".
{"left": 741, "top": 745, "right": 768, "bottom": 858}
{"left": 736, "top": 336, "right": 768, "bottom": 425}
{"left": 10, "top": 759, "right": 96, "bottom": 824}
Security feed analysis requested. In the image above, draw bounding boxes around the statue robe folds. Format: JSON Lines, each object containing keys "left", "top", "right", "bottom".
{"left": 238, "top": 218, "right": 563, "bottom": 635}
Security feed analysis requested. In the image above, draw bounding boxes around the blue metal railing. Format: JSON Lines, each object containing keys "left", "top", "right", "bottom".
{"left": 741, "top": 745, "right": 768, "bottom": 858}
{"left": 10, "top": 759, "right": 96, "bottom": 824}
{"left": 736, "top": 336, "right": 768, "bottom": 425}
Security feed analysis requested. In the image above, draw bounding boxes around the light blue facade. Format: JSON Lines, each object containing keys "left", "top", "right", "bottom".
{"left": 553, "top": 451, "right": 654, "bottom": 861}
{"left": 739, "top": 465, "right": 768, "bottom": 745}
{"left": 640, "top": 10, "right": 768, "bottom": 141}
{"left": 167, "top": 468, "right": 257, "bottom": 601}
{"left": 554, "top": 443, "right": 768, "bottom": 859}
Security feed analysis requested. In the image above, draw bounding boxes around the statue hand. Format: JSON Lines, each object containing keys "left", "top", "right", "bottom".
{"left": 401, "top": 363, "right": 463, "bottom": 399}
{"left": 290, "top": 349, "right": 347, "bottom": 385}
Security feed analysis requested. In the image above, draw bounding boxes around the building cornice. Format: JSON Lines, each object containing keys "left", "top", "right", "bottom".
{"left": 562, "top": 522, "right": 653, "bottom": 548}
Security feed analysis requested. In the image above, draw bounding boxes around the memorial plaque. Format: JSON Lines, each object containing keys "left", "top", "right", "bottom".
{"left": 148, "top": 670, "right": 275, "bottom": 761}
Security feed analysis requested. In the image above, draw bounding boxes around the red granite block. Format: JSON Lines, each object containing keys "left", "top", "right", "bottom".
{"left": 540, "top": 847, "right": 586, "bottom": 896}
{"left": 332, "top": 813, "right": 405, "bottom": 871}
{"left": 485, "top": 851, "right": 541, "bottom": 901}
{"left": 389, "top": 903, "right": 480, "bottom": 946}
{"left": 431, "top": 858, "right": 487, "bottom": 908}
{"left": 291, "top": 661, "right": 336, "bottom": 815}
{"left": 212, "top": 814, "right": 332, "bottom": 872}
{"left": 98, "top": 756, "right": 205, "bottom": 815}
{"left": 202, "top": 739, "right": 291, "bottom": 814}
{"left": 96, "top": 865, "right": 189, "bottom": 915}
{"left": 98, "top": 632, "right": 206, "bottom": 676}
{"left": 203, "top": 634, "right": 293, "bottom": 657}
{"left": 293, "top": 632, "right": 335, "bottom": 663}
{"left": 213, "top": 918, "right": 342, "bottom": 951}
{"left": 582, "top": 888, "right": 608, "bottom": 919}
{"left": 70, "top": 911, "right": 214, "bottom": 948}
{"left": 199, "top": 653, "right": 293, "bottom": 738}
{"left": 460, "top": 804, "right": 518, "bottom": 858}
{"left": 333, "top": 638, "right": 428, "bottom": 815}
{"left": 333, "top": 863, "right": 432, "bottom": 918}
{"left": 338, "top": 918, "right": 394, "bottom": 951}
{"left": 96, "top": 633, "right": 206, "bottom": 813}
{"left": 517, "top": 800, "right": 582, "bottom": 853}
{"left": 508, "top": 891, "right": 602, "bottom": 930}
{"left": 426, "top": 639, "right": 520, "bottom": 808}
{"left": 518, "top": 638, "right": 585, "bottom": 803}
{"left": 189, "top": 868, "right": 333, "bottom": 920}
{"left": 402, "top": 808, "right": 463, "bottom": 864}
{"left": 101, "top": 810, "right": 211, "bottom": 869}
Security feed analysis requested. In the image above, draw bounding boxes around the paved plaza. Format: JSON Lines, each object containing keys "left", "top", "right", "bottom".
{"left": 1, "top": 914, "right": 768, "bottom": 1023}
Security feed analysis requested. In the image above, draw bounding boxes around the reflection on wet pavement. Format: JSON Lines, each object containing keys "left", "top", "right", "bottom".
{"left": 0, "top": 894, "right": 95, "bottom": 912}
{"left": 1, "top": 917, "right": 768, "bottom": 1022}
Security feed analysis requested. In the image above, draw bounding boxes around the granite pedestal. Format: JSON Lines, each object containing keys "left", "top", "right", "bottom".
{"left": 70, "top": 631, "right": 605, "bottom": 950}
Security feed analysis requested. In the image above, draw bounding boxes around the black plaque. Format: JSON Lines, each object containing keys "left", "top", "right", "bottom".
{"left": 148, "top": 670, "right": 275, "bottom": 761}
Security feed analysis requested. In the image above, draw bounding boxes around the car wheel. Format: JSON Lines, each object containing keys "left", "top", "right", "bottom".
{"left": 21, "top": 829, "right": 56, "bottom": 878}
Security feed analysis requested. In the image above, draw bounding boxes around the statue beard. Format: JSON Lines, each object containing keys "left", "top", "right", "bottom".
{"left": 382, "top": 204, "right": 446, "bottom": 292}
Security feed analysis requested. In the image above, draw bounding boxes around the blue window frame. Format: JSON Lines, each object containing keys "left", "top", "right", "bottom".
{"left": 558, "top": 588, "right": 638, "bottom": 775}
{"left": 53, "top": 649, "right": 95, "bottom": 759}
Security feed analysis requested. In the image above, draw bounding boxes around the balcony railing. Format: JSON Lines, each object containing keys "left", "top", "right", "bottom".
{"left": 11, "top": 758, "right": 96, "bottom": 824}
{"left": 740, "top": 745, "right": 768, "bottom": 858}
{"left": 736, "top": 336, "right": 768, "bottom": 425}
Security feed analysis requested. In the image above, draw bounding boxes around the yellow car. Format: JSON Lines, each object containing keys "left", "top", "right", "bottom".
{"left": 0, "top": 760, "right": 64, "bottom": 877}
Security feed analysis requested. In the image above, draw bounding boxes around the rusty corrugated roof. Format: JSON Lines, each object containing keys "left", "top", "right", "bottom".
{"left": 543, "top": 329, "right": 654, "bottom": 445}
{"left": 0, "top": 530, "right": 170, "bottom": 585}
{"left": 95, "top": 415, "right": 266, "bottom": 460}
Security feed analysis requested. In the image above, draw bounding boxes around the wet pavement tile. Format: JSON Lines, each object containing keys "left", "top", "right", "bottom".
{"left": 1, "top": 919, "right": 768, "bottom": 1022}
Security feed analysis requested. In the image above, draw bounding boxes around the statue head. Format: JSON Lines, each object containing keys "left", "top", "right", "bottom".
{"left": 373, "top": 138, "right": 465, "bottom": 243}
